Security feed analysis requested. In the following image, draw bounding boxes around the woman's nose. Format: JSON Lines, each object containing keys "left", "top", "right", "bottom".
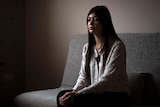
{"left": 90, "top": 19, "right": 94, "bottom": 25}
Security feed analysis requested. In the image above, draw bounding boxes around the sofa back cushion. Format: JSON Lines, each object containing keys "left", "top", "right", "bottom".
{"left": 62, "top": 34, "right": 88, "bottom": 87}
{"left": 119, "top": 33, "right": 160, "bottom": 104}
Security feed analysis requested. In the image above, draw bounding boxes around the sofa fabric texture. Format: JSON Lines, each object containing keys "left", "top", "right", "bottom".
{"left": 14, "top": 33, "right": 160, "bottom": 107}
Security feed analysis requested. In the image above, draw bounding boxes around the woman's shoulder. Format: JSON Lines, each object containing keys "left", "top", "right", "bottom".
{"left": 114, "top": 38, "right": 125, "bottom": 46}
{"left": 83, "top": 43, "right": 88, "bottom": 48}
{"left": 82, "top": 43, "right": 88, "bottom": 54}
{"left": 109, "top": 36, "right": 125, "bottom": 49}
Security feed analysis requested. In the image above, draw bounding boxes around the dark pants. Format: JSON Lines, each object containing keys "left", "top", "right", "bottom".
{"left": 57, "top": 90, "right": 131, "bottom": 107}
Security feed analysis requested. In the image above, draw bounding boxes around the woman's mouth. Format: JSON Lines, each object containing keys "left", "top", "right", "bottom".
{"left": 89, "top": 27, "right": 94, "bottom": 30}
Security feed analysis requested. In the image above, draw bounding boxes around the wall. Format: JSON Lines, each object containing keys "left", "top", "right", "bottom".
{"left": 25, "top": 0, "right": 160, "bottom": 90}
{"left": 0, "top": 0, "right": 25, "bottom": 105}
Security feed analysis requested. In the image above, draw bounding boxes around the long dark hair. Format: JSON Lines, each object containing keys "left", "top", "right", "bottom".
{"left": 86, "top": 5, "right": 120, "bottom": 67}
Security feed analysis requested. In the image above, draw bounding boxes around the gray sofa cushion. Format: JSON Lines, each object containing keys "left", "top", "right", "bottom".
{"left": 14, "top": 89, "right": 59, "bottom": 107}
{"left": 14, "top": 87, "right": 72, "bottom": 107}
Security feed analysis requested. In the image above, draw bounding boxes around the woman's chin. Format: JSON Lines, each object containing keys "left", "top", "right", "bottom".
{"left": 89, "top": 30, "right": 95, "bottom": 34}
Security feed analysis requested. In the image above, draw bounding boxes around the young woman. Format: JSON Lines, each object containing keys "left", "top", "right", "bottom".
{"left": 57, "top": 5, "right": 131, "bottom": 107}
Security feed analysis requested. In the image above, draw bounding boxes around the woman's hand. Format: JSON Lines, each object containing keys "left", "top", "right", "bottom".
{"left": 59, "top": 90, "right": 77, "bottom": 107}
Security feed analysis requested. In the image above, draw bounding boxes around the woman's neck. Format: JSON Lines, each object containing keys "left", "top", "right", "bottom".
{"left": 94, "top": 34, "right": 104, "bottom": 50}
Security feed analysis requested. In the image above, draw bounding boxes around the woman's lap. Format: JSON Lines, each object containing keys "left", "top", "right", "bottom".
{"left": 57, "top": 90, "right": 131, "bottom": 107}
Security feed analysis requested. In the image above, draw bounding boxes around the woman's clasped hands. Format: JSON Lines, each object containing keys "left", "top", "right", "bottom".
{"left": 59, "top": 90, "right": 77, "bottom": 107}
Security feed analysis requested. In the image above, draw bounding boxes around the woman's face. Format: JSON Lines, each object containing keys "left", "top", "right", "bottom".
{"left": 87, "top": 13, "right": 103, "bottom": 35}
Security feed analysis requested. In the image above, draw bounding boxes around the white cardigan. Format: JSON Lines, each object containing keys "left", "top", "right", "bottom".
{"left": 73, "top": 37, "right": 130, "bottom": 94}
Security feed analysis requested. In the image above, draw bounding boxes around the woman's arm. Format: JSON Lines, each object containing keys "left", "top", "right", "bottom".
{"left": 72, "top": 43, "right": 90, "bottom": 91}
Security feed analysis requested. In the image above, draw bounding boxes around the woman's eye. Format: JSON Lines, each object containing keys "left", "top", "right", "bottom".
{"left": 87, "top": 18, "right": 91, "bottom": 22}
{"left": 94, "top": 18, "right": 99, "bottom": 21}
{"left": 87, "top": 17, "right": 99, "bottom": 22}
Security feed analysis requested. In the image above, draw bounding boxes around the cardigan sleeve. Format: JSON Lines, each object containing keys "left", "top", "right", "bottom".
{"left": 77, "top": 41, "right": 128, "bottom": 94}
{"left": 72, "top": 43, "right": 90, "bottom": 91}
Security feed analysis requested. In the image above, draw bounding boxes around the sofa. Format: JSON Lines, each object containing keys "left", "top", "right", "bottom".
{"left": 14, "top": 33, "right": 160, "bottom": 107}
